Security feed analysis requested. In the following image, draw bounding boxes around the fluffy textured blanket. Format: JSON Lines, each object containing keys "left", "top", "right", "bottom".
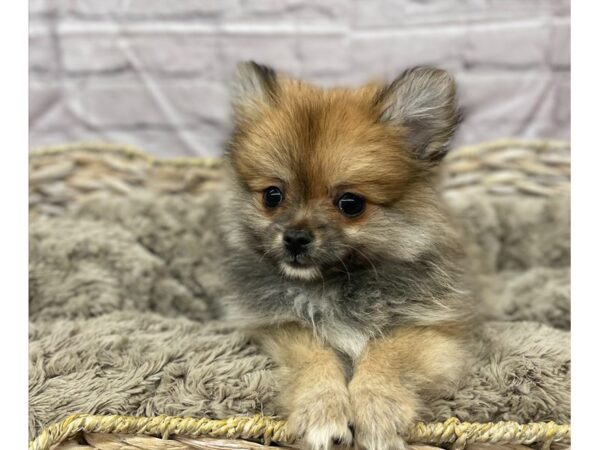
{"left": 28, "top": 142, "right": 571, "bottom": 440}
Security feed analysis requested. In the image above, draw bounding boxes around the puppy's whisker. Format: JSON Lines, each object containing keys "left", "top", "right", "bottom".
{"left": 340, "top": 244, "right": 379, "bottom": 281}
{"left": 335, "top": 253, "right": 352, "bottom": 284}
{"left": 309, "top": 255, "right": 327, "bottom": 296}
{"left": 258, "top": 246, "right": 278, "bottom": 265}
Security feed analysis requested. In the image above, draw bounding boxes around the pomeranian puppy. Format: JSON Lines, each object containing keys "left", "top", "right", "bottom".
{"left": 221, "top": 61, "right": 476, "bottom": 450}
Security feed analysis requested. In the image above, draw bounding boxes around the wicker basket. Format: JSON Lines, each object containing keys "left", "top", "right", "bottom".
{"left": 28, "top": 139, "right": 571, "bottom": 450}
{"left": 29, "top": 139, "right": 570, "bottom": 219}
{"left": 29, "top": 413, "right": 570, "bottom": 450}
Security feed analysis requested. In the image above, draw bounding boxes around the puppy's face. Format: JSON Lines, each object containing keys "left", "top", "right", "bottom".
{"left": 226, "top": 62, "right": 460, "bottom": 281}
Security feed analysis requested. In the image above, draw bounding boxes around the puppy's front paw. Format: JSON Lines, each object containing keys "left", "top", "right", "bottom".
{"left": 286, "top": 383, "right": 354, "bottom": 450}
{"left": 349, "top": 381, "right": 417, "bottom": 450}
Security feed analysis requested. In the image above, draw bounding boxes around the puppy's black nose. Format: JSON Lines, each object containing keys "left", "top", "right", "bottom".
{"left": 283, "top": 229, "right": 314, "bottom": 256}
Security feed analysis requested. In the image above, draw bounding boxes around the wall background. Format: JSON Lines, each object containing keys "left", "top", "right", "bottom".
{"left": 29, "top": 0, "right": 570, "bottom": 157}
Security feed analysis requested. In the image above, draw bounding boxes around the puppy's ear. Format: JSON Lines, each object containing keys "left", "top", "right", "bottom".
{"left": 374, "top": 67, "right": 461, "bottom": 163}
{"left": 231, "top": 61, "right": 279, "bottom": 122}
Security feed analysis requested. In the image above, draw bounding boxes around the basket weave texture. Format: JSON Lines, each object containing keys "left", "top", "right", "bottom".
{"left": 29, "top": 139, "right": 571, "bottom": 450}
{"left": 30, "top": 413, "right": 570, "bottom": 450}
{"left": 29, "top": 139, "right": 570, "bottom": 219}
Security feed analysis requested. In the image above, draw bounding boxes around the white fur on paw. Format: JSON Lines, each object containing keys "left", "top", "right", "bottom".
{"left": 303, "top": 422, "right": 353, "bottom": 450}
{"left": 350, "top": 388, "right": 413, "bottom": 450}
{"left": 287, "top": 387, "right": 354, "bottom": 450}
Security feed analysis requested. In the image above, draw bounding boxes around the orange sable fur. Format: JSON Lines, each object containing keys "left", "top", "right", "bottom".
{"left": 222, "top": 61, "right": 471, "bottom": 450}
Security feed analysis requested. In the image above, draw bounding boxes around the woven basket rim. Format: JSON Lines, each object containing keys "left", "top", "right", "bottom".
{"left": 29, "top": 138, "right": 570, "bottom": 168}
{"left": 28, "top": 412, "right": 571, "bottom": 450}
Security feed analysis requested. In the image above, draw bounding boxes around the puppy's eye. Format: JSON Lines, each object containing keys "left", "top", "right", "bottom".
{"left": 337, "top": 193, "right": 365, "bottom": 218}
{"left": 263, "top": 186, "right": 284, "bottom": 209}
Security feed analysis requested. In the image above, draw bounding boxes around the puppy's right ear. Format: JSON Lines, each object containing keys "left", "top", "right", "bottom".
{"left": 231, "top": 61, "right": 279, "bottom": 122}
{"left": 374, "top": 67, "right": 461, "bottom": 164}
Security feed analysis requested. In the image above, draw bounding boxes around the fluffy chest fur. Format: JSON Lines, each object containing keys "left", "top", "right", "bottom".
{"left": 222, "top": 244, "right": 471, "bottom": 360}
{"left": 287, "top": 287, "right": 370, "bottom": 359}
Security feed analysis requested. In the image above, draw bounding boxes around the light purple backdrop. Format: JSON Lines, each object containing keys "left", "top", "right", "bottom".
{"left": 29, "top": 0, "right": 570, "bottom": 157}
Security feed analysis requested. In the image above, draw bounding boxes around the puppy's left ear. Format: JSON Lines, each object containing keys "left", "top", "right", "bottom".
{"left": 374, "top": 67, "right": 462, "bottom": 163}
{"left": 231, "top": 61, "right": 279, "bottom": 123}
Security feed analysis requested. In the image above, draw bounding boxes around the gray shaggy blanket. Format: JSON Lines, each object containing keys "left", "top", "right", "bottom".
{"left": 29, "top": 183, "right": 570, "bottom": 438}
